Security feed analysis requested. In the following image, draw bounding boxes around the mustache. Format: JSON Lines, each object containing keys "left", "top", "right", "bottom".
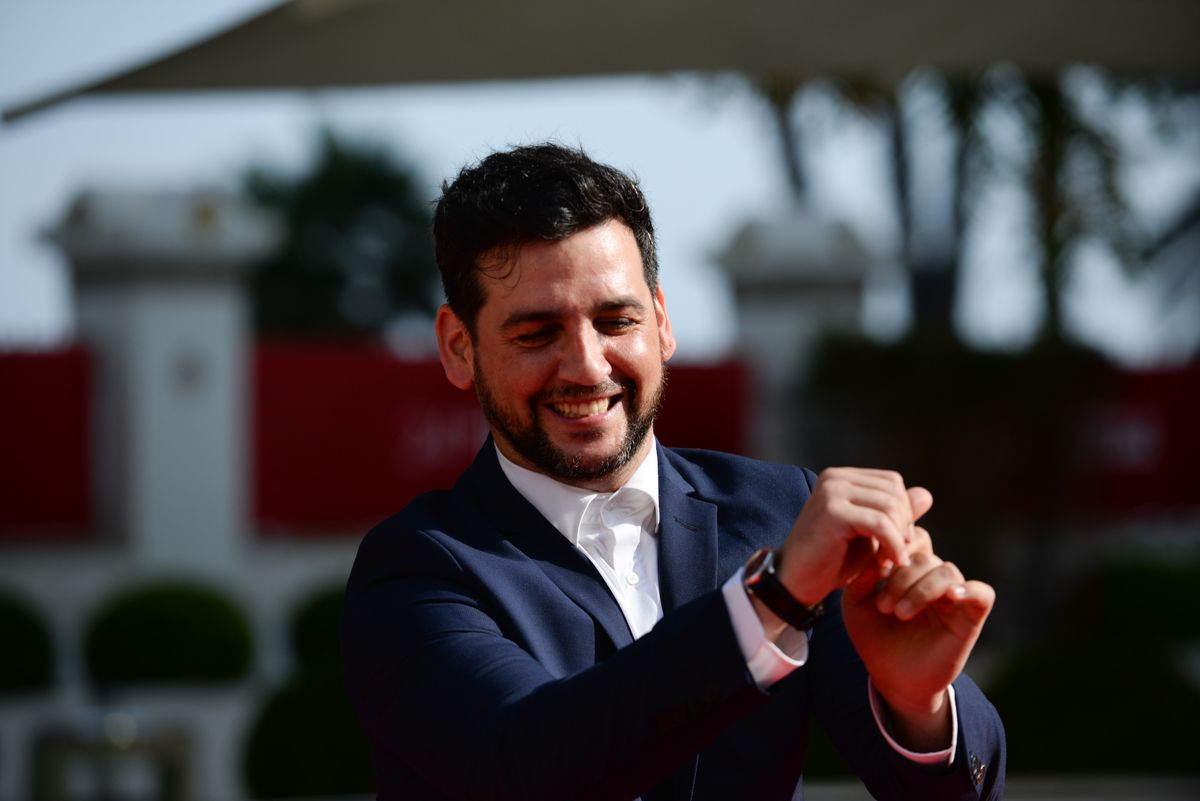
{"left": 535, "top": 380, "right": 632, "bottom": 404}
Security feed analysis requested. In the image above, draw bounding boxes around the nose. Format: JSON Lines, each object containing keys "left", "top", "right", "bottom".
{"left": 558, "top": 324, "right": 611, "bottom": 386}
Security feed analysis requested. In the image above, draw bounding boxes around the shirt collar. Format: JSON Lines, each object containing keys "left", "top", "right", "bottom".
{"left": 495, "top": 440, "right": 661, "bottom": 545}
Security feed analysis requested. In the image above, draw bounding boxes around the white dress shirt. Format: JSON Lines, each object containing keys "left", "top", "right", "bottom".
{"left": 494, "top": 441, "right": 956, "bottom": 765}
{"left": 498, "top": 443, "right": 662, "bottom": 638}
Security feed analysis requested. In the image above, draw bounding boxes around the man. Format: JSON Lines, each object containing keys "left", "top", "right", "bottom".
{"left": 342, "top": 143, "right": 1005, "bottom": 800}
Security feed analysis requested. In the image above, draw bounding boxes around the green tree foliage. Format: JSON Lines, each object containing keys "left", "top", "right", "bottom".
{"left": 1017, "top": 74, "right": 1137, "bottom": 345}
{"left": 246, "top": 130, "right": 439, "bottom": 336}
{"left": 0, "top": 588, "right": 54, "bottom": 694}
{"left": 84, "top": 581, "right": 253, "bottom": 688}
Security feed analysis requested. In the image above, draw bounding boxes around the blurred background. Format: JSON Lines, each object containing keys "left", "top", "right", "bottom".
{"left": 1, "top": 1, "right": 1198, "bottom": 799}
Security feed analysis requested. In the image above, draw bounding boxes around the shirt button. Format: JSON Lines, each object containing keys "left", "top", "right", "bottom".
{"left": 625, "top": 573, "right": 640, "bottom": 586}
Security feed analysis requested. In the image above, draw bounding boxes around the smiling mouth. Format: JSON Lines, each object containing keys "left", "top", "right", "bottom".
{"left": 548, "top": 396, "right": 619, "bottom": 419}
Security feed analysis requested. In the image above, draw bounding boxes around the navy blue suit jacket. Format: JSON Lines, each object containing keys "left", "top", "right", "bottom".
{"left": 341, "top": 441, "right": 1005, "bottom": 800}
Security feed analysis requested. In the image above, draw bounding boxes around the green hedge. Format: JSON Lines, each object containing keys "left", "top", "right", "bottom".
{"left": 987, "top": 556, "right": 1200, "bottom": 773}
{"left": 243, "top": 584, "right": 373, "bottom": 797}
{"left": 243, "top": 665, "right": 374, "bottom": 797}
{"left": 0, "top": 589, "right": 54, "bottom": 694}
{"left": 84, "top": 580, "right": 253, "bottom": 688}
{"left": 289, "top": 584, "right": 344, "bottom": 672}
{"left": 988, "top": 640, "right": 1200, "bottom": 773}
{"left": 1061, "top": 558, "right": 1200, "bottom": 645}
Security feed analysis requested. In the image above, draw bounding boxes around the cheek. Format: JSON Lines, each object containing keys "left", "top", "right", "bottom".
{"left": 610, "top": 337, "right": 661, "bottom": 375}
{"left": 500, "top": 353, "right": 558, "bottom": 400}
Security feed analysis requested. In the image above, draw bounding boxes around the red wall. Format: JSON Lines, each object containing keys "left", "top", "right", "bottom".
{"left": 0, "top": 347, "right": 91, "bottom": 539}
{"left": 4, "top": 344, "right": 1195, "bottom": 539}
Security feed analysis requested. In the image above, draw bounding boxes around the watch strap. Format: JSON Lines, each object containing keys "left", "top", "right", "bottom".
{"left": 743, "top": 547, "right": 825, "bottom": 631}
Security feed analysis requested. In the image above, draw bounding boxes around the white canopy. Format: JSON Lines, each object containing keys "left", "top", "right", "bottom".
{"left": 5, "top": 0, "right": 1199, "bottom": 121}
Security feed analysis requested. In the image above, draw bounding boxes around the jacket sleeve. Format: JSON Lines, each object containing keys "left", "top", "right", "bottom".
{"left": 806, "top": 592, "right": 1007, "bottom": 801}
{"left": 341, "top": 524, "right": 767, "bottom": 801}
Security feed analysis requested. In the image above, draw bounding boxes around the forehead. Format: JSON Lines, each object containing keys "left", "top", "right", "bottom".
{"left": 476, "top": 220, "right": 649, "bottom": 314}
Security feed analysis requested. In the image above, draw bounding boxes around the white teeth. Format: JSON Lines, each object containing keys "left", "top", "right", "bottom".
{"left": 552, "top": 399, "right": 610, "bottom": 419}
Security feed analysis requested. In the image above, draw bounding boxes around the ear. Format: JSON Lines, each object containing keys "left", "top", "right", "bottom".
{"left": 435, "top": 304, "right": 475, "bottom": 390}
{"left": 653, "top": 286, "right": 676, "bottom": 362}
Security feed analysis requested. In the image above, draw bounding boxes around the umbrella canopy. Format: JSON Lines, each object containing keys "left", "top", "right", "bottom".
{"left": 5, "top": 0, "right": 1200, "bottom": 121}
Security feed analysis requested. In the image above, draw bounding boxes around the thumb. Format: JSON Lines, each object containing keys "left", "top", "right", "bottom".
{"left": 908, "top": 486, "right": 933, "bottom": 523}
{"left": 844, "top": 560, "right": 886, "bottom": 607}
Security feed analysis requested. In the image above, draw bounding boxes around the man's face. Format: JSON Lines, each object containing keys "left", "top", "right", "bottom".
{"left": 440, "top": 219, "right": 675, "bottom": 491}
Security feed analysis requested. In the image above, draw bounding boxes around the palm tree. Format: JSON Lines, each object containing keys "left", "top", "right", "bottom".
{"left": 1019, "top": 73, "right": 1137, "bottom": 346}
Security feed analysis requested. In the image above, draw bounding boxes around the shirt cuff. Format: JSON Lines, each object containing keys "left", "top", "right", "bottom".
{"left": 867, "top": 681, "right": 958, "bottom": 766}
{"left": 721, "top": 567, "right": 808, "bottom": 688}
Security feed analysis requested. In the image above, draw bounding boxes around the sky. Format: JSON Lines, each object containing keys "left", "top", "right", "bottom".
{"left": 1, "top": 0, "right": 1196, "bottom": 365}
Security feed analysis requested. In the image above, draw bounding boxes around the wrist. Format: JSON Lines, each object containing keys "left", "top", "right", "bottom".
{"left": 769, "top": 547, "right": 827, "bottom": 608}
{"left": 743, "top": 548, "right": 826, "bottom": 631}
{"left": 876, "top": 683, "right": 948, "bottom": 719}
{"left": 878, "top": 688, "right": 953, "bottom": 752}
{"left": 748, "top": 593, "right": 789, "bottom": 641}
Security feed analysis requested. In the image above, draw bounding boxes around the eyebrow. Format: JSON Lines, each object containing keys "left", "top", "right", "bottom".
{"left": 500, "top": 297, "right": 648, "bottom": 330}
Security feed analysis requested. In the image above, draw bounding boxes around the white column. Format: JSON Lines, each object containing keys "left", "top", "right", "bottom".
{"left": 52, "top": 190, "right": 277, "bottom": 573}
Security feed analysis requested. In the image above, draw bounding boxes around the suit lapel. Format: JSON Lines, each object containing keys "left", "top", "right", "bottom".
{"left": 462, "top": 442, "right": 634, "bottom": 650}
{"left": 463, "top": 442, "right": 716, "bottom": 801}
{"left": 656, "top": 443, "right": 720, "bottom": 614}
{"left": 653, "top": 445, "right": 720, "bottom": 801}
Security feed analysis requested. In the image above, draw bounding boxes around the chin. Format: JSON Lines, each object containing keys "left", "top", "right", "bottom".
{"left": 561, "top": 427, "right": 636, "bottom": 458}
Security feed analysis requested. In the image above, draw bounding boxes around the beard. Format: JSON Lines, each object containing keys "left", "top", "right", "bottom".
{"left": 473, "top": 362, "right": 667, "bottom": 484}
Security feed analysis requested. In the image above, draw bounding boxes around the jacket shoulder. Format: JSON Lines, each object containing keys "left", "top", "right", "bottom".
{"left": 345, "top": 487, "right": 480, "bottom": 584}
{"left": 664, "top": 447, "right": 816, "bottom": 501}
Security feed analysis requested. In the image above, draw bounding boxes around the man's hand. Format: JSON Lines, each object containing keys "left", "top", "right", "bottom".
{"left": 773, "top": 467, "right": 932, "bottom": 607}
{"left": 842, "top": 525, "right": 995, "bottom": 751}
{"left": 756, "top": 467, "right": 995, "bottom": 753}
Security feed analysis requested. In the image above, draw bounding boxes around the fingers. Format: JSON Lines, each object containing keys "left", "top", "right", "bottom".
{"left": 844, "top": 526, "right": 933, "bottom": 604}
{"left": 819, "top": 468, "right": 921, "bottom": 567}
{"left": 843, "top": 554, "right": 889, "bottom": 605}
{"left": 787, "top": 468, "right": 936, "bottom": 603}
{"left": 850, "top": 528, "right": 995, "bottom": 639}
{"left": 948, "top": 580, "right": 997, "bottom": 627}
{"left": 871, "top": 560, "right": 996, "bottom": 638}
{"left": 907, "top": 526, "right": 933, "bottom": 557}
{"left": 820, "top": 468, "right": 910, "bottom": 500}
{"left": 827, "top": 494, "right": 910, "bottom": 567}
{"left": 820, "top": 470, "right": 933, "bottom": 543}
{"left": 874, "top": 554, "right": 965, "bottom": 619}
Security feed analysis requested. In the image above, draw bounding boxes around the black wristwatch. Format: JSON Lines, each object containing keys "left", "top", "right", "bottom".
{"left": 743, "top": 547, "right": 825, "bottom": 631}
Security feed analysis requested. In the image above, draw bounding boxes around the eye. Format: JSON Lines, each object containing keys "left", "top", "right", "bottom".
{"left": 596, "top": 317, "right": 636, "bottom": 334}
{"left": 513, "top": 326, "right": 556, "bottom": 346}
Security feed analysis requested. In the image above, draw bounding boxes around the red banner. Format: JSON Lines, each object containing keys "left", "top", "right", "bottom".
{"left": 9, "top": 342, "right": 1190, "bottom": 540}
{"left": 252, "top": 341, "right": 750, "bottom": 535}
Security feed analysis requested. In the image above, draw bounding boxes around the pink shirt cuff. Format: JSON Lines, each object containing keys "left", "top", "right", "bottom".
{"left": 721, "top": 568, "right": 808, "bottom": 685}
{"left": 867, "top": 681, "right": 958, "bottom": 766}
{"left": 722, "top": 569, "right": 958, "bottom": 766}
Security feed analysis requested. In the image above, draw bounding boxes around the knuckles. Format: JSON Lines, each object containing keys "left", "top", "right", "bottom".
{"left": 817, "top": 467, "right": 844, "bottom": 483}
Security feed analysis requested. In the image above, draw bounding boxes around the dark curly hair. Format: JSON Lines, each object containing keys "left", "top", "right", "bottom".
{"left": 433, "top": 143, "right": 659, "bottom": 333}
